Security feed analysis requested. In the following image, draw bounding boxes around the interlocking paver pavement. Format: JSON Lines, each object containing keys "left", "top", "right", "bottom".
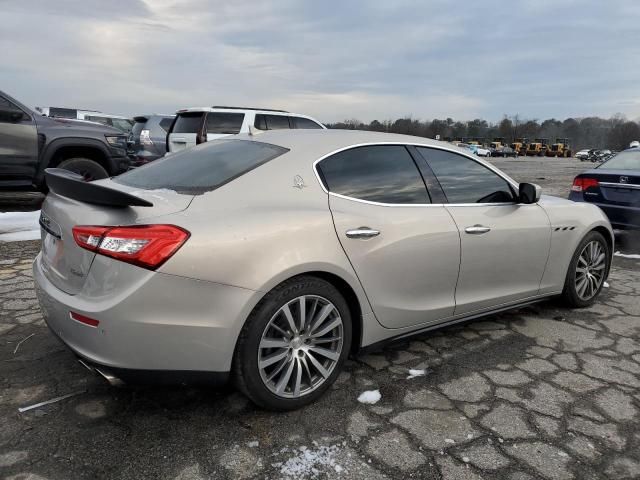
{"left": 1, "top": 158, "right": 639, "bottom": 479}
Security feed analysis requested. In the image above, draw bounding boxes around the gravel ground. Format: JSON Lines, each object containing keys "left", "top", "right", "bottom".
{"left": 1, "top": 157, "right": 639, "bottom": 480}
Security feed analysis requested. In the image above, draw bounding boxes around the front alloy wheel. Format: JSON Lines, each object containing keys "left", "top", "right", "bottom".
{"left": 575, "top": 240, "right": 606, "bottom": 301}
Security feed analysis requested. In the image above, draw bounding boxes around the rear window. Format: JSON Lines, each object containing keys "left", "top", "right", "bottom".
{"left": 206, "top": 112, "right": 244, "bottom": 134}
{"left": 131, "top": 120, "right": 147, "bottom": 136}
{"left": 294, "top": 117, "right": 323, "bottom": 129}
{"left": 173, "top": 113, "right": 204, "bottom": 133}
{"left": 159, "top": 117, "right": 174, "bottom": 131}
{"left": 599, "top": 150, "right": 640, "bottom": 171}
{"left": 115, "top": 139, "right": 289, "bottom": 194}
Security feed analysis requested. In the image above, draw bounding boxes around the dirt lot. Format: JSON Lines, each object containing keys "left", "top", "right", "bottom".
{"left": 1, "top": 157, "right": 639, "bottom": 480}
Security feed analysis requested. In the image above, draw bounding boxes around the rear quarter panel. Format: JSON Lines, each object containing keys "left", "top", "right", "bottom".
{"left": 157, "top": 150, "right": 373, "bottom": 315}
{"left": 538, "top": 195, "right": 613, "bottom": 294}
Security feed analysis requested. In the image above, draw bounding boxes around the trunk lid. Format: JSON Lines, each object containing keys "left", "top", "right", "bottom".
{"left": 579, "top": 169, "right": 640, "bottom": 206}
{"left": 39, "top": 178, "right": 193, "bottom": 295}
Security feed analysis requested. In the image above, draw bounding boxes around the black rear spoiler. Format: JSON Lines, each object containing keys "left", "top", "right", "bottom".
{"left": 45, "top": 168, "right": 153, "bottom": 208}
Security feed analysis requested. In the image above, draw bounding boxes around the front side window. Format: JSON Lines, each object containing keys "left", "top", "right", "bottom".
{"left": 317, "top": 145, "right": 430, "bottom": 204}
{"left": 206, "top": 112, "right": 244, "bottom": 134}
{"left": 115, "top": 139, "right": 289, "bottom": 194}
{"left": 417, "top": 147, "right": 515, "bottom": 204}
{"left": 0, "top": 96, "right": 29, "bottom": 123}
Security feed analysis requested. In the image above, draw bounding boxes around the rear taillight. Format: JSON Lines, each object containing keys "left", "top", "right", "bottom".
{"left": 72, "top": 225, "right": 189, "bottom": 269}
{"left": 571, "top": 177, "right": 599, "bottom": 192}
{"left": 140, "top": 129, "right": 152, "bottom": 145}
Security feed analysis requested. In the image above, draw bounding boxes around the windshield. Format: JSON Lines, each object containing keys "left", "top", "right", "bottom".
{"left": 115, "top": 139, "right": 289, "bottom": 194}
{"left": 599, "top": 150, "right": 640, "bottom": 171}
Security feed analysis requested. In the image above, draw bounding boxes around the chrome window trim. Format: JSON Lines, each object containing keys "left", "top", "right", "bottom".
{"left": 312, "top": 141, "right": 520, "bottom": 207}
{"left": 599, "top": 182, "right": 640, "bottom": 190}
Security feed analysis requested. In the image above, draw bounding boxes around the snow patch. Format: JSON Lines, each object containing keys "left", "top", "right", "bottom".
{"left": 247, "top": 441, "right": 259, "bottom": 448}
{"left": 406, "top": 369, "right": 427, "bottom": 379}
{"left": 603, "top": 281, "right": 610, "bottom": 288}
{"left": 0, "top": 211, "right": 40, "bottom": 242}
{"left": 614, "top": 251, "right": 640, "bottom": 259}
{"left": 274, "top": 444, "right": 344, "bottom": 478}
{"left": 357, "top": 390, "right": 381, "bottom": 404}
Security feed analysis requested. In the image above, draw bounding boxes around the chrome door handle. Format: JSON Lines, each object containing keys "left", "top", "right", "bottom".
{"left": 465, "top": 225, "right": 491, "bottom": 234}
{"left": 346, "top": 227, "right": 380, "bottom": 239}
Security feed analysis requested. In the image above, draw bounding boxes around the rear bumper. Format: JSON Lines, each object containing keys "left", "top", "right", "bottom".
{"left": 33, "top": 253, "right": 260, "bottom": 379}
{"left": 568, "top": 194, "right": 640, "bottom": 229}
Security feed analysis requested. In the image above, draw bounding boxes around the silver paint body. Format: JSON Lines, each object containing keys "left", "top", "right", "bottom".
{"left": 33, "top": 130, "right": 613, "bottom": 374}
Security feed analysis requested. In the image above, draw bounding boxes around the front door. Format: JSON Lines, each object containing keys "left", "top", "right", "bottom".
{"left": 416, "top": 146, "right": 551, "bottom": 315}
{"left": 0, "top": 95, "right": 38, "bottom": 187}
{"left": 317, "top": 145, "right": 460, "bottom": 329}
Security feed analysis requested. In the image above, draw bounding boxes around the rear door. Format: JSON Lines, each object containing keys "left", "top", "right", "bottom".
{"left": 167, "top": 112, "right": 205, "bottom": 152}
{"left": 0, "top": 94, "right": 38, "bottom": 187}
{"left": 319, "top": 145, "right": 460, "bottom": 329}
{"left": 417, "top": 147, "right": 551, "bottom": 314}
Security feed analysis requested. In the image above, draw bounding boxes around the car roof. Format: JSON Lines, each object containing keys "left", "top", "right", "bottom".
{"left": 176, "top": 107, "right": 310, "bottom": 116}
{"left": 233, "top": 129, "right": 476, "bottom": 159}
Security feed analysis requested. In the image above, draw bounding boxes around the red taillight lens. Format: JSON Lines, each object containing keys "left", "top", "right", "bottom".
{"left": 571, "top": 177, "right": 599, "bottom": 192}
{"left": 72, "top": 225, "right": 190, "bottom": 269}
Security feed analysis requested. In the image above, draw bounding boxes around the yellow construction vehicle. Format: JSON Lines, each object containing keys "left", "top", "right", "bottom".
{"left": 510, "top": 137, "right": 528, "bottom": 156}
{"left": 546, "top": 138, "right": 572, "bottom": 157}
{"left": 489, "top": 137, "right": 505, "bottom": 150}
{"left": 526, "top": 138, "right": 549, "bottom": 156}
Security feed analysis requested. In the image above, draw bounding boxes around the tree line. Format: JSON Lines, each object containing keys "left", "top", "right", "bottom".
{"left": 326, "top": 115, "right": 640, "bottom": 151}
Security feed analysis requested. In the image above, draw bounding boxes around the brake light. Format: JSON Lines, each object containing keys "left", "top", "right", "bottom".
{"left": 571, "top": 177, "right": 599, "bottom": 192}
{"left": 72, "top": 225, "right": 189, "bottom": 269}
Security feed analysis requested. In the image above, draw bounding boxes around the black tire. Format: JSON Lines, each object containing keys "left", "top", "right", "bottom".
{"left": 560, "top": 230, "right": 610, "bottom": 308}
{"left": 57, "top": 158, "right": 108, "bottom": 181}
{"left": 233, "top": 275, "right": 352, "bottom": 410}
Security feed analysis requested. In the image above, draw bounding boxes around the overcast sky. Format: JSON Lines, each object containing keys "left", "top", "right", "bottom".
{"left": 2, "top": 0, "right": 639, "bottom": 123}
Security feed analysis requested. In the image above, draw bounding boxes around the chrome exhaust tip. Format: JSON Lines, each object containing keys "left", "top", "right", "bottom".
{"left": 94, "top": 367, "right": 125, "bottom": 387}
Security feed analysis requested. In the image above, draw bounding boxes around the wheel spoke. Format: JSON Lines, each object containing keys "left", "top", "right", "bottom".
{"left": 310, "top": 335, "right": 342, "bottom": 344}
{"left": 308, "top": 346, "right": 340, "bottom": 361}
{"left": 305, "top": 298, "right": 319, "bottom": 330}
{"left": 576, "top": 276, "right": 588, "bottom": 297}
{"left": 281, "top": 303, "right": 297, "bottom": 334}
{"left": 293, "top": 358, "right": 303, "bottom": 397}
{"left": 266, "top": 356, "right": 290, "bottom": 382}
{"left": 309, "top": 304, "right": 334, "bottom": 334}
{"left": 298, "top": 297, "right": 306, "bottom": 332}
{"left": 275, "top": 356, "right": 296, "bottom": 394}
{"left": 259, "top": 349, "right": 289, "bottom": 369}
{"left": 310, "top": 317, "right": 342, "bottom": 338}
{"left": 306, "top": 350, "right": 330, "bottom": 379}
{"left": 260, "top": 338, "right": 289, "bottom": 349}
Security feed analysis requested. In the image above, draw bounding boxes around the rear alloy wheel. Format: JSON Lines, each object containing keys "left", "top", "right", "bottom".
{"left": 561, "top": 231, "right": 609, "bottom": 307}
{"left": 233, "top": 276, "right": 351, "bottom": 410}
{"left": 58, "top": 158, "right": 108, "bottom": 181}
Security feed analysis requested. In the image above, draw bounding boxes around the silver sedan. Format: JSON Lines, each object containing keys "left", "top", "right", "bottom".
{"left": 34, "top": 130, "right": 613, "bottom": 410}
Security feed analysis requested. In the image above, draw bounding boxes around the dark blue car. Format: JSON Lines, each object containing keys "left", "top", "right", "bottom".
{"left": 569, "top": 147, "right": 640, "bottom": 229}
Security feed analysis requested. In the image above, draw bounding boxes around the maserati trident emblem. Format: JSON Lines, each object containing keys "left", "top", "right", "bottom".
{"left": 293, "top": 175, "right": 306, "bottom": 189}
{"left": 620, "top": 176, "right": 629, "bottom": 184}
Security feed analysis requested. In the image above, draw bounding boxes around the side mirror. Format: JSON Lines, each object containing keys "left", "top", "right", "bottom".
{"left": 519, "top": 183, "right": 541, "bottom": 204}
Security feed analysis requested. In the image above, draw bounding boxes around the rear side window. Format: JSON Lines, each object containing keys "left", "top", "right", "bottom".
{"left": 173, "top": 113, "right": 204, "bottom": 133}
{"left": 294, "top": 117, "right": 323, "bottom": 129}
{"left": 131, "top": 120, "right": 146, "bottom": 136}
{"left": 417, "top": 147, "right": 515, "bottom": 203}
{"left": 206, "top": 112, "right": 244, "bottom": 134}
{"left": 317, "top": 145, "right": 429, "bottom": 204}
{"left": 159, "top": 117, "right": 174, "bottom": 132}
{"left": 255, "top": 114, "right": 292, "bottom": 130}
{"left": 115, "top": 139, "right": 289, "bottom": 194}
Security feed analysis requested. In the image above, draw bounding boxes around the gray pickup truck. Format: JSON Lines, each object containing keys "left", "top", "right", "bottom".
{"left": 0, "top": 90, "right": 130, "bottom": 194}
